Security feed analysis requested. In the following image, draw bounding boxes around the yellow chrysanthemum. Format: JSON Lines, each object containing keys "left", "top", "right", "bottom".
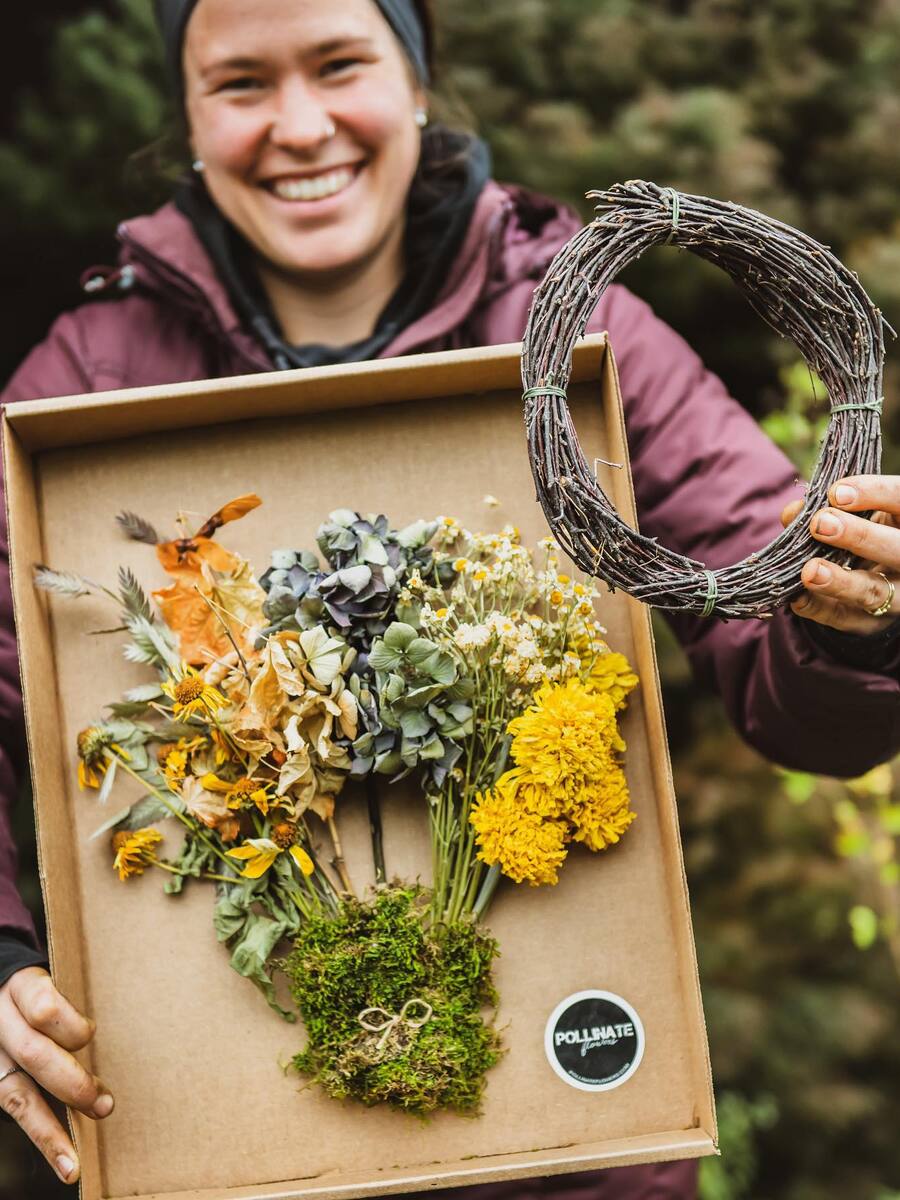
{"left": 200, "top": 773, "right": 273, "bottom": 816}
{"left": 111, "top": 828, "right": 163, "bottom": 881}
{"left": 161, "top": 664, "right": 226, "bottom": 719}
{"left": 470, "top": 772, "right": 568, "bottom": 886}
{"left": 567, "top": 760, "right": 636, "bottom": 852}
{"left": 496, "top": 767, "right": 564, "bottom": 818}
{"left": 580, "top": 648, "right": 639, "bottom": 712}
{"left": 508, "top": 678, "right": 623, "bottom": 799}
{"left": 226, "top": 837, "right": 315, "bottom": 880}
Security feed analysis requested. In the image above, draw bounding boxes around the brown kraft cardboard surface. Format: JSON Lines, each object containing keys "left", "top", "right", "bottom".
{"left": 3, "top": 334, "right": 716, "bottom": 1200}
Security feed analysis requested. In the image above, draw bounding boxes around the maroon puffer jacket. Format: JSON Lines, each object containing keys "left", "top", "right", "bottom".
{"left": 2, "top": 179, "right": 899, "bottom": 1200}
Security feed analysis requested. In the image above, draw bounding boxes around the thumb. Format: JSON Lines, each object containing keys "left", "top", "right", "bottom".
{"left": 781, "top": 499, "right": 804, "bottom": 528}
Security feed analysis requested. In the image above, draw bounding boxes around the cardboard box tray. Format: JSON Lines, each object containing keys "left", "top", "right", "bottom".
{"left": 3, "top": 334, "right": 716, "bottom": 1200}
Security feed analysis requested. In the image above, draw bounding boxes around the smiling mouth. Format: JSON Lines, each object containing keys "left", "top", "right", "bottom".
{"left": 266, "top": 164, "right": 362, "bottom": 202}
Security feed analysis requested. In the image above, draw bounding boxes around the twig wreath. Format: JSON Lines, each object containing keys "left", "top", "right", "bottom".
{"left": 522, "top": 179, "right": 891, "bottom": 620}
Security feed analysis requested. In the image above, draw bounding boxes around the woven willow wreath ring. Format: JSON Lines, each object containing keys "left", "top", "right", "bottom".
{"left": 522, "top": 179, "right": 889, "bottom": 620}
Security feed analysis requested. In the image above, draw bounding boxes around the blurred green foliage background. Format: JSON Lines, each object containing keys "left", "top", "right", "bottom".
{"left": 1, "top": 1, "right": 899, "bottom": 1197}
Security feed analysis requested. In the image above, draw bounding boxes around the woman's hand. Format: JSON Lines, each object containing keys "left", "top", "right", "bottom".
{"left": 0, "top": 966, "right": 114, "bottom": 1185}
{"left": 782, "top": 475, "right": 899, "bottom": 633}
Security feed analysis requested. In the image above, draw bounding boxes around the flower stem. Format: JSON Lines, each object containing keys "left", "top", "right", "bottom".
{"left": 153, "top": 860, "right": 237, "bottom": 885}
{"left": 326, "top": 815, "right": 355, "bottom": 898}
{"left": 471, "top": 863, "right": 501, "bottom": 920}
{"left": 366, "top": 776, "right": 386, "bottom": 885}
{"left": 110, "top": 751, "right": 236, "bottom": 873}
{"left": 194, "top": 587, "right": 252, "bottom": 683}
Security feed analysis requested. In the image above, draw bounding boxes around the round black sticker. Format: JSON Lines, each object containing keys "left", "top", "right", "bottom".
{"left": 544, "top": 990, "right": 645, "bottom": 1092}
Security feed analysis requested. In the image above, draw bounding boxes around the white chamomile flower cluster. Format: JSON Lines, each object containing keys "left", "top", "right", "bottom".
{"left": 418, "top": 518, "right": 609, "bottom": 695}
{"left": 432, "top": 515, "right": 469, "bottom": 550}
{"left": 453, "top": 623, "right": 492, "bottom": 650}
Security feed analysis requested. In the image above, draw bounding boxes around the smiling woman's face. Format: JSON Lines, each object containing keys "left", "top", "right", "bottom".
{"left": 182, "top": 0, "right": 426, "bottom": 283}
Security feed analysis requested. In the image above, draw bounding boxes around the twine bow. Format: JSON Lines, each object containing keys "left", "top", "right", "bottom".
{"left": 357, "top": 999, "right": 434, "bottom": 1055}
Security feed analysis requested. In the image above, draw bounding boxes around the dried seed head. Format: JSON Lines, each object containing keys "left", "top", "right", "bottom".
{"left": 77, "top": 726, "right": 113, "bottom": 765}
{"left": 271, "top": 821, "right": 298, "bottom": 849}
{"left": 174, "top": 677, "right": 205, "bottom": 705}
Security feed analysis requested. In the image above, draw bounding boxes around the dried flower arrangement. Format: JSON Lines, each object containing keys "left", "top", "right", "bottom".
{"left": 36, "top": 496, "right": 638, "bottom": 1114}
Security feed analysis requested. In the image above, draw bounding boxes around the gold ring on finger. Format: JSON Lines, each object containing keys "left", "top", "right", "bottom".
{"left": 867, "top": 572, "right": 895, "bottom": 618}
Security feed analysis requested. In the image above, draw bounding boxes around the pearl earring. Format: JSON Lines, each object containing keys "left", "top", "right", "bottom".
{"left": 414, "top": 109, "right": 428, "bottom": 128}
{"left": 192, "top": 159, "right": 205, "bottom": 172}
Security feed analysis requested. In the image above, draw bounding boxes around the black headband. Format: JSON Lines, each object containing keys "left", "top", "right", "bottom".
{"left": 154, "top": 0, "right": 431, "bottom": 96}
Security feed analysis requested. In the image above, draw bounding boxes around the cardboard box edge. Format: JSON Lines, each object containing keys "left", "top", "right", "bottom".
{"left": 1, "top": 412, "right": 104, "bottom": 1195}
{"left": 598, "top": 347, "right": 717, "bottom": 1146}
{"left": 4, "top": 337, "right": 608, "bottom": 453}
{"left": 110, "top": 1129, "right": 717, "bottom": 1200}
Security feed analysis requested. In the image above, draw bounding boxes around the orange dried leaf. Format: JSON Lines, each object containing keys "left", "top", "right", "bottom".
{"left": 152, "top": 580, "right": 232, "bottom": 666}
{"left": 156, "top": 537, "right": 240, "bottom": 580}
{"left": 196, "top": 494, "right": 263, "bottom": 539}
{"left": 214, "top": 494, "right": 262, "bottom": 525}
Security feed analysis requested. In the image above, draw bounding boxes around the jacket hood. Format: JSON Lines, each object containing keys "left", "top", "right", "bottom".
{"left": 111, "top": 179, "right": 585, "bottom": 365}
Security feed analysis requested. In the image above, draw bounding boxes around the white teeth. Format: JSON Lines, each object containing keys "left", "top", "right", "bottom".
{"left": 271, "top": 168, "right": 356, "bottom": 201}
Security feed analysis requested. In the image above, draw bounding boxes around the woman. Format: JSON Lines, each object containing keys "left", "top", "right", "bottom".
{"left": 1, "top": 0, "right": 898, "bottom": 1193}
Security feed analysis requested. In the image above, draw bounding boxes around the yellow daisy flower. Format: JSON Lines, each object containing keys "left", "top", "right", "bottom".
{"left": 111, "top": 828, "right": 163, "bottom": 881}
{"left": 161, "top": 664, "right": 226, "bottom": 719}
{"left": 200, "top": 773, "right": 273, "bottom": 816}
{"left": 226, "top": 837, "right": 315, "bottom": 880}
{"left": 76, "top": 726, "right": 129, "bottom": 790}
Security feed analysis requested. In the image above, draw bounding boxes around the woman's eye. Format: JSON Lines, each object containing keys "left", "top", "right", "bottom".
{"left": 219, "top": 77, "right": 262, "bottom": 92}
{"left": 322, "top": 58, "right": 362, "bottom": 76}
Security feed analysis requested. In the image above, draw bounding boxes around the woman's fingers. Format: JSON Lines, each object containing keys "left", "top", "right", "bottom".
{"left": 793, "top": 559, "right": 896, "bottom": 634}
{"left": 0, "top": 988, "right": 113, "bottom": 1120}
{"left": 781, "top": 498, "right": 804, "bottom": 527}
{"left": 7, "top": 968, "right": 95, "bottom": 1053}
{"left": 791, "top": 587, "right": 877, "bottom": 635}
{"left": 0, "top": 1055, "right": 80, "bottom": 1184}
{"left": 809, "top": 507, "right": 900, "bottom": 568}
{"left": 829, "top": 475, "right": 900, "bottom": 516}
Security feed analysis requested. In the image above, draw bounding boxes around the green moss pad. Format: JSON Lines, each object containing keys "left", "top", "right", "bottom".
{"left": 282, "top": 888, "right": 503, "bottom": 1115}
